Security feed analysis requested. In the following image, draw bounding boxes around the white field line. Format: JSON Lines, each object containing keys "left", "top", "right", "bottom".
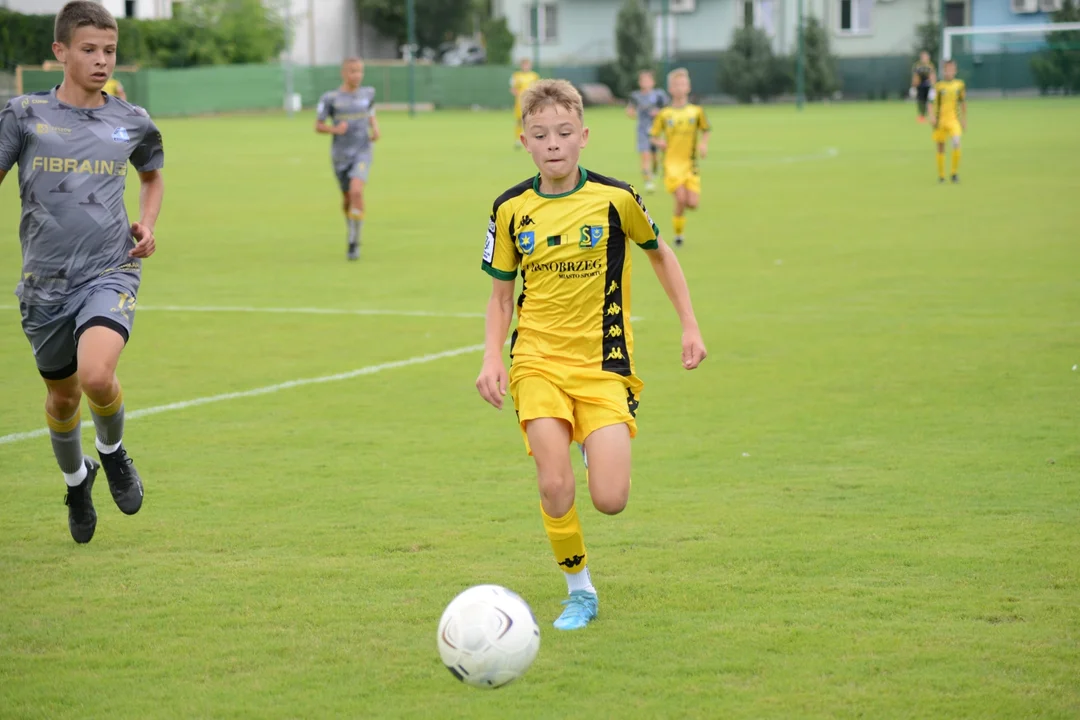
{"left": 0, "top": 342, "right": 485, "bottom": 446}
{"left": 0, "top": 304, "right": 484, "bottom": 319}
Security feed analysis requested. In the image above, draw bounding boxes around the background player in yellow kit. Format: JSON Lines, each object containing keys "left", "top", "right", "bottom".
{"left": 509, "top": 58, "right": 540, "bottom": 149}
{"left": 931, "top": 60, "right": 966, "bottom": 184}
{"left": 476, "top": 79, "right": 706, "bottom": 631}
{"left": 650, "top": 68, "right": 710, "bottom": 247}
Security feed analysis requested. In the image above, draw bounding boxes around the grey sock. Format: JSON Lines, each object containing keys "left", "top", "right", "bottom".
{"left": 347, "top": 218, "right": 358, "bottom": 247}
{"left": 49, "top": 420, "right": 84, "bottom": 474}
{"left": 90, "top": 403, "right": 124, "bottom": 447}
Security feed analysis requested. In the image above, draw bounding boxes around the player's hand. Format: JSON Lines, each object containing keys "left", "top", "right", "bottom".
{"left": 370, "top": 126, "right": 380, "bottom": 141}
{"left": 652, "top": 139, "right": 666, "bottom": 150}
{"left": 908, "top": 87, "right": 916, "bottom": 99}
{"left": 681, "top": 328, "right": 707, "bottom": 370}
{"left": 128, "top": 223, "right": 156, "bottom": 258}
{"left": 476, "top": 357, "right": 508, "bottom": 410}
{"left": 334, "top": 121, "right": 349, "bottom": 135}
{"left": 697, "top": 143, "right": 708, "bottom": 159}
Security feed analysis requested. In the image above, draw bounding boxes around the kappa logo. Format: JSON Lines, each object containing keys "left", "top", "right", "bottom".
{"left": 558, "top": 554, "right": 585, "bottom": 569}
{"left": 518, "top": 230, "right": 536, "bottom": 255}
{"left": 518, "top": 214, "right": 535, "bottom": 228}
{"left": 111, "top": 127, "right": 130, "bottom": 143}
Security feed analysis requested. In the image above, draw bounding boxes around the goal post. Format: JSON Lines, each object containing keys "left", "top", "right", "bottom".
{"left": 941, "top": 22, "right": 1080, "bottom": 94}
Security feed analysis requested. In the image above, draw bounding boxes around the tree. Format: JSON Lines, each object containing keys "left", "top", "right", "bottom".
{"left": 481, "top": 15, "right": 514, "bottom": 65}
{"left": 183, "top": 0, "right": 286, "bottom": 64}
{"left": 719, "top": 26, "right": 791, "bottom": 103}
{"left": 356, "top": 0, "right": 472, "bottom": 54}
{"left": 614, "top": 0, "right": 654, "bottom": 98}
{"left": 802, "top": 15, "right": 839, "bottom": 100}
{"left": 1031, "top": 0, "right": 1080, "bottom": 94}
{"left": 913, "top": 0, "right": 940, "bottom": 64}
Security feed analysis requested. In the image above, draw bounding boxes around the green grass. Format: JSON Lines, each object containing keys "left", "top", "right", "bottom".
{"left": 1, "top": 98, "right": 1079, "bottom": 719}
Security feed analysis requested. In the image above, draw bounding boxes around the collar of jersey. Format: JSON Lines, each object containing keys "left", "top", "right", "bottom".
{"left": 533, "top": 167, "right": 588, "bottom": 199}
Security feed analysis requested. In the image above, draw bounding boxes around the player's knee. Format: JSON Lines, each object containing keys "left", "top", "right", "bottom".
{"left": 686, "top": 196, "right": 699, "bottom": 210}
{"left": 591, "top": 481, "right": 629, "bottom": 515}
{"left": 537, "top": 467, "right": 576, "bottom": 515}
{"left": 77, "top": 365, "right": 116, "bottom": 400}
{"left": 349, "top": 189, "right": 363, "bottom": 207}
{"left": 46, "top": 385, "right": 81, "bottom": 415}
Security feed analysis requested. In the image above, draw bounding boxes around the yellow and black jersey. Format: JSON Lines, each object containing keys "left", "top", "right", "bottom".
{"left": 650, "top": 104, "right": 710, "bottom": 174}
{"left": 481, "top": 169, "right": 660, "bottom": 374}
{"left": 934, "top": 78, "right": 966, "bottom": 123}
{"left": 913, "top": 62, "right": 935, "bottom": 87}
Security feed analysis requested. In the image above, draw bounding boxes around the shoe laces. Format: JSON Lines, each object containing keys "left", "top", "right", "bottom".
{"left": 559, "top": 591, "right": 597, "bottom": 620}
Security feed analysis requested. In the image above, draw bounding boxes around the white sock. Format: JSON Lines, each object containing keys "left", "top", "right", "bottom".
{"left": 565, "top": 566, "right": 596, "bottom": 595}
{"left": 63, "top": 463, "right": 88, "bottom": 487}
{"left": 96, "top": 438, "right": 121, "bottom": 454}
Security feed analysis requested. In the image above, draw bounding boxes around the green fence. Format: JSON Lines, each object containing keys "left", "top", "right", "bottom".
{"left": 16, "top": 52, "right": 1059, "bottom": 117}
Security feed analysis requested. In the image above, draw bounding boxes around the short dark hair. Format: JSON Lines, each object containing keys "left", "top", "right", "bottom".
{"left": 55, "top": 1, "right": 118, "bottom": 46}
{"left": 945, "top": 59, "right": 957, "bottom": 66}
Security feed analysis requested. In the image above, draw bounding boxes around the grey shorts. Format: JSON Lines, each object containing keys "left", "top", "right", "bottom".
{"left": 335, "top": 150, "right": 373, "bottom": 192}
{"left": 20, "top": 275, "right": 139, "bottom": 380}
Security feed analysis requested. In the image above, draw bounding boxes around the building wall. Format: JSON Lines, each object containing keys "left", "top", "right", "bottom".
{"left": 0, "top": 0, "right": 173, "bottom": 18}
{"left": 284, "top": 0, "right": 397, "bottom": 67}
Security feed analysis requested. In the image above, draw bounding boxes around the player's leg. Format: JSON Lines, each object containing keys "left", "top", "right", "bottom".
{"left": 637, "top": 132, "right": 655, "bottom": 193}
{"left": 75, "top": 287, "right": 144, "bottom": 515}
{"left": 514, "top": 104, "right": 523, "bottom": 149}
{"left": 22, "top": 303, "right": 100, "bottom": 543}
{"left": 917, "top": 87, "right": 929, "bottom": 121}
{"left": 581, "top": 423, "right": 631, "bottom": 515}
{"left": 672, "top": 185, "right": 688, "bottom": 247}
{"left": 934, "top": 137, "right": 947, "bottom": 182}
{"left": 527, "top": 418, "right": 598, "bottom": 631}
{"left": 950, "top": 134, "right": 962, "bottom": 183}
{"left": 345, "top": 154, "right": 371, "bottom": 260}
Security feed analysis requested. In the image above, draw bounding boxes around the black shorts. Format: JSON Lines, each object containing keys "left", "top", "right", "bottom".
{"left": 917, "top": 85, "right": 931, "bottom": 103}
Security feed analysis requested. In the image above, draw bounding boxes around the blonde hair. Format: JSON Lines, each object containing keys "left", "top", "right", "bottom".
{"left": 667, "top": 67, "right": 690, "bottom": 85}
{"left": 520, "top": 79, "right": 584, "bottom": 122}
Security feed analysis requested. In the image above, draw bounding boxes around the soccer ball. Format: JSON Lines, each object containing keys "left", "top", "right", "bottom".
{"left": 436, "top": 584, "right": 541, "bottom": 689}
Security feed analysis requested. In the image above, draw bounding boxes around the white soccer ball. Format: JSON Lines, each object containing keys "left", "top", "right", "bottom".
{"left": 436, "top": 584, "right": 541, "bottom": 689}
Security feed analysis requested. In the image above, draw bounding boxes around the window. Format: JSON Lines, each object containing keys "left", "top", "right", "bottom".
{"left": 945, "top": 2, "right": 966, "bottom": 26}
{"left": 124, "top": 0, "right": 136, "bottom": 18}
{"left": 743, "top": 0, "right": 776, "bottom": 37}
{"left": 522, "top": 3, "right": 558, "bottom": 44}
{"left": 838, "top": 0, "right": 871, "bottom": 33}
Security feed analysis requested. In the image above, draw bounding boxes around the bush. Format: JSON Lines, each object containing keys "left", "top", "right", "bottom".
{"left": 720, "top": 26, "right": 791, "bottom": 103}
{"left": 597, "top": 62, "right": 621, "bottom": 97}
{"left": 802, "top": 15, "right": 839, "bottom": 100}
{"left": 481, "top": 15, "right": 514, "bottom": 65}
{"left": 614, "top": 0, "right": 653, "bottom": 98}
{"left": 1031, "top": 0, "right": 1080, "bottom": 94}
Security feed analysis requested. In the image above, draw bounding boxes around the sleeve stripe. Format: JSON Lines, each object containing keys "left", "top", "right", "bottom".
{"left": 639, "top": 239, "right": 659, "bottom": 250}
{"left": 481, "top": 262, "right": 517, "bottom": 281}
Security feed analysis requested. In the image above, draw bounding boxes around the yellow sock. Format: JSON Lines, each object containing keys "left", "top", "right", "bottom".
{"left": 46, "top": 408, "right": 81, "bottom": 434}
{"left": 936, "top": 152, "right": 946, "bottom": 179}
{"left": 541, "top": 503, "right": 588, "bottom": 574}
{"left": 672, "top": 215, "right": 686, "bottom": 237}
{"left": 87, "top": 388, "right": 123, "bottom": 417}
{"left": 951, "top": 148, "right": 962, "bottom": 176}
{"left": 348, "top": 208, "right": 364, "bottom": 221}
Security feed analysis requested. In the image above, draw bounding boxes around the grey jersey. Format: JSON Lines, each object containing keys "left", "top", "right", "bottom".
{"left": 629, "top": 89, "right": 670, "bottom": 132}
{"left": 316, "top": 87, "right": 376, "bottom": 166}
{"left": 0, "top": 89, "right": 164, "bottom": 303}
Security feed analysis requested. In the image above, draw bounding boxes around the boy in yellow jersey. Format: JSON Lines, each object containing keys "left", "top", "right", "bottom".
{"left": 509, "top": 58, "right": 540, "bottom": 149}
{"left": 650, "top": 68, "right": 710, "bottom": 247}
{"left": 476, "top": 79, "right": 707, "bottom": 631}
{"left": 102, "top": 75, "right": 126, "bottom": 100}
{"left": 931, "top": 59, "right": 966, "bottom": 184}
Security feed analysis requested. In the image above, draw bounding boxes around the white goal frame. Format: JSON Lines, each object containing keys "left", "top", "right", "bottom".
{"left": 942, "top": 22, "right": 1080, "bottom": 66}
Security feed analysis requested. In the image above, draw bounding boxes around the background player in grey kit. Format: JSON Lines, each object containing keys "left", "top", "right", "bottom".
{"left": 626, "top": 69, "right": 669, "bottom": 194}
{"left": 315, "top": 57, "right": 380, "bottom": 261}
{"left": 0, "top": 1, "right": 165, "bottom": 544}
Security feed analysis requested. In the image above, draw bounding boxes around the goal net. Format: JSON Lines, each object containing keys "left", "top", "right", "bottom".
{"left": 943, "top": 22, "right": 1080, "bottom": 95}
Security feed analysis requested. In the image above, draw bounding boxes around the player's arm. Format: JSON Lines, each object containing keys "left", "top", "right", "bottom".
{"left": 314, "top": 95, "right": 346, "bottom": 135}
{"left": 930, "top": 85, "right": 940, "bottom": 127}
{"left": 368, "top": 109, "right": 380, "bottom": 142}
{"left": 959, "top": 84, "right": 967, "bottom": 129}
{"left": 697, "top": 108, "right": 711, "bottom": 158}
{"left": 645, "top": 241, "right": 706, "bottom": 369}
{"left": 649, "top": 112, "right": 667, "bottom": 149}
{"left": 128, "top": 118, "right": 165, "bottom": 258}
{"left": 0, "top": 100, "right": 22, "bottom": 188}
{"left": 477, "top": 204, "right": 521, "bottom": 408}
{"left": 622, "top": 192, "right": 705, "bottom": 369}
{"left": 625, "top": 100, "right": 637, "bottom": 119}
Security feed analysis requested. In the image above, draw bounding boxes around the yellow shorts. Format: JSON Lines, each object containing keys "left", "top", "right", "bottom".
{"left": 664, "top": 170, "right": 701, "bottom": 195}
{"left": 509, "top": 359, "right": 643, "bottom": 456}
{"left": 932, "top": 120, "right": 962, "bottom": 144}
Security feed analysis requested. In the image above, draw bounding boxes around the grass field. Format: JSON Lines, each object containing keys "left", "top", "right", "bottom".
{"left": 1, "top": 98, "right": 1079, "bottom": 719}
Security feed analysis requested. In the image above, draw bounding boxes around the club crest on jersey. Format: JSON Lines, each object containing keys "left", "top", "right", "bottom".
{"left": 518, "top": 231, "right": 536, "bottom": 255}
{"left": 111, "top": 127, "right": 130, "bottom": 143}
{"left": 579, "top": 225, "right": 604, "bottom": 249}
